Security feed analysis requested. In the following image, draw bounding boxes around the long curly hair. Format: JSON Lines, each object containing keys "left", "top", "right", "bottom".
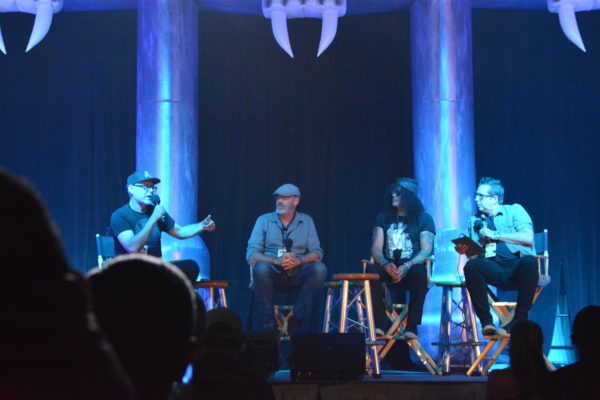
{"left": 382, "top": 183, "right": 425, "bottom": 245}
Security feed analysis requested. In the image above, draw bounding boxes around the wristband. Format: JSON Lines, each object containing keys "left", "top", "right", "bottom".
{"left": 300, "top": 256, "right": 305, "bottom": 265}
{"left": 493, "top": 231, "right": 501, "bottom": 241}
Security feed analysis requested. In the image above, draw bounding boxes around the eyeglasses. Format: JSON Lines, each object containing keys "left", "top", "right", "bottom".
{"left": 474, "top": 193, "right": 493, "bottom": 200}
{"left": 133, "top": 184, "right": 157, "bottom": 193}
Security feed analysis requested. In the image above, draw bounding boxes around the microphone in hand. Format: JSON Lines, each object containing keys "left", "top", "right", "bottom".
{"left": 149, "top": 195, "right": 166, "bottom": 223}
{"left": 474, "top": 218, "right": 490, "bottom": 243}
{"left": 150, "top": 194, "right": 161, "bottom": 205}
{"left": 284, "top": 238, "right": 293, "bottom": 253}
{"left": 393, "top": 249, "right": 402, "bottom": 266}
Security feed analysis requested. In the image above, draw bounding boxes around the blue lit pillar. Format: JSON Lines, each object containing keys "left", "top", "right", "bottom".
{"left": 410, "top": 0, "right": 476, "bottom": 353}
{"left": 136, "top": 0, "right": 209, "bottom": 279}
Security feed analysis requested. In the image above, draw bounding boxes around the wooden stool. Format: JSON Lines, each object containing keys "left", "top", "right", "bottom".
{"left": 328, "top": 273, "right": 382, "bottom": 377}
{"left": 194, "top": 280, "right": 229, "bottom": 310}
{"left": 433, "top": 280, "right": 484, "bottom": 374}
{"left": 466, "top": 334, "right": 509, "bottom": 376}
{"left": 274, "top": 304, "right": 294, "bottom": 339}
{"left": 376, "top": 303, "right": 442, "bottom": 375}
{"left": 466, "top": 333, "right": 555, "bottom": 376}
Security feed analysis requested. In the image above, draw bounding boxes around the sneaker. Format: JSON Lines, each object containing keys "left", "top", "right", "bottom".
{"left": 482, "top": 324, "right": 497, "bottom": 336}
{"left": 375, "top": 328, "right": 387, "bottom": 338}
{"left": 404, "top": 330, "right": 418, "bottom": 340}
{"left": 482, "top": 324, "right": 508, "bottom": 337}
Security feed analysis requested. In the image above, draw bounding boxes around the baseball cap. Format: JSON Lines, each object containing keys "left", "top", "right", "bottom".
{"left": 126, "top": 171, "right": 161, "bottom": 186}
{"left": 273, "top": 183, "right": 301, "bottom": 197}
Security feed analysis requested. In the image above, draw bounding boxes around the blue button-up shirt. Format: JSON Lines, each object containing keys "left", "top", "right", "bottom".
{"left": 246, "top": 211, "right": 324, "bottom": 262}
{"left": 467, "top": 203, "right": 536, "bottom": 257}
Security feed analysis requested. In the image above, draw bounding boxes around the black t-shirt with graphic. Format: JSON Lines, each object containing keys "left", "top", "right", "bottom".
{"left": 375, "top": 211, "right": 436, "bottom": 263}
{"left": 110, "top": 204, "right": 175, "bottom": 257}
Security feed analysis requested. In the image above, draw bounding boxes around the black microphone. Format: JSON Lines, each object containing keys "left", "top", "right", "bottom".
{"left": 284, "top": 238, "right": 293, "bottom": 253}
{"left": 393, "top": 249, "right": 402, "bottom": 266}
{"left": 473, "top": 218, "right": 490, "bottom": 243}
{"left": 149, "top": 194, "right": 166, "bottom": 223}
{"left": 150, "top": 194, "right": 161, "bottom": 205}
{"left": 473, "top": 219, "right": 483, "bottom": 233}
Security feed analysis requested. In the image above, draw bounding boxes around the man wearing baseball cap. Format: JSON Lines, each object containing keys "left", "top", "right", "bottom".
{"left": 246, "top": 183, "right": 327, "bottom": 335}
{"left": 110, "top": 171, "right": 216, "bottom": 282}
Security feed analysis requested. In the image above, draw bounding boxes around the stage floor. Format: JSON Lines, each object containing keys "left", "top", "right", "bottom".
{"left": 270, "top": 370, "right": 488, "bottom": 400}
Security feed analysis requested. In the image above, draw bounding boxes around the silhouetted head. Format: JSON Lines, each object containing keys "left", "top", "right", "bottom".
{"left": 508, "top": 320, "right": 549, "bottom": 394}
{"left": 0, "top": 169, "right": 70, "bottom": 287}
{"left": 0, "top": 169, "right": 134, "bottom": 399}
{"left": 88, "top": 254, "right": 197, "bottom": 399}
{"left": 572, "top": 305, "right": 600, "bottom": 360}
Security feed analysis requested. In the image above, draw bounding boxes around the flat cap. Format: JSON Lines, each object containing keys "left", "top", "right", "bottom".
{"left": 273, "top": 183, "right": 301, "bottom": 197}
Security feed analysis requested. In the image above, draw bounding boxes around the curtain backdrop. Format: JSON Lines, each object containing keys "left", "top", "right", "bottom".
{"left": 1, "top": 9, "right": 598, "bottom": 348}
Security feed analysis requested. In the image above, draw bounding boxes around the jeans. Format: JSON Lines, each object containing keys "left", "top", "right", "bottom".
{"left": 170, "top": 259, "right": 200, "bottom": 283}
{"left": 365, "top": 262, "right": 429, "bottom": 330}
{"left": 252, "top": 261, "right": 327, "bottom": 329}
{"left": 463, "top": 255, "right": 538, "bottom": 326}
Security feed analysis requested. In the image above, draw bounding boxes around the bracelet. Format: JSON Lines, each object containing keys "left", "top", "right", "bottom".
{"left": 493, "top": 231, "right": 501, "bottom": 241}
{"left": 300, "top": 256, "right": 305, "bottom": 265}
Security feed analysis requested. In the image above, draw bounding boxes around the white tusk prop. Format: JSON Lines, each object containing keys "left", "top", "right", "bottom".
{"left": 558, "top": 4, "right": 586, "bottom": 52}
{"left": 26, "top": 1, "right": 53, "bottom": 52}
{"left": 271, "top": 9, "right": 294, "bottom": 58}
{"left": 0, "top": 26, "right": 6, "bottom": 54}
{"left": 317, "top": 8, "right": 339, "bottom": 57}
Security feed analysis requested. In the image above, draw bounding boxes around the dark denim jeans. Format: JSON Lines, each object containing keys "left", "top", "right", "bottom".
{"left": 366, "top": 262, "right": 429, "bottom": 331}
{"left": 252, "top": 261, "right": 327, "bottom": 329}
{"left": 464, "top": 255, "right": 538, "bottom": 326}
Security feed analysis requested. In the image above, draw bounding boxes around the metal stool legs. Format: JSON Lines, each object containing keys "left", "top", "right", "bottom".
{"left": 330, "top": 273, "right": 382, "bottom": 377}
{"left": 194, "top": 280, "right": 229, "bottom": 311}
{"left": 434, "top": 282, "right": 483, "bottom": 374}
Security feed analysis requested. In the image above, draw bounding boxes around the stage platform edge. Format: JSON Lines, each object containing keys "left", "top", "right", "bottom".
{"left": 270, "top": 370, "right": 487, "bottom": 400}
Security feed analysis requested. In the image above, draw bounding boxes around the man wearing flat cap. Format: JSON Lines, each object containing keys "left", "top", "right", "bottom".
{"left": 110, "top": 171, "right": 215, "bottom": 282}
{"left": 246, "top": 183, "right": 327, "bottom": 334}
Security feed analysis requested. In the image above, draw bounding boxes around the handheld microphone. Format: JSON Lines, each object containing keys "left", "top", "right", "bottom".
{"left": 473, "top": 218, "right": 490, "bottom": 243}
{"left": 149, "top": 194, "right": 166, "bottom": 223}
{"left": 150, "top": 194, "right": 161, "bottom": 205}
{"left": 284, "top": 238, "right": 293, "bottom": 253}
{"left": 393, "top": 249, "right": 402, "bottom": 266}
{"left": 473, "top": 219, "right": 483, "bottom": 233}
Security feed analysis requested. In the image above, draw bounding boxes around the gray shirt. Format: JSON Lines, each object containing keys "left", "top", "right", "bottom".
{"left": 467, "top": 203, "right": 536, "bottom": 257}
{"left": 246, "top": 211, "right": 324, "bottom": 262}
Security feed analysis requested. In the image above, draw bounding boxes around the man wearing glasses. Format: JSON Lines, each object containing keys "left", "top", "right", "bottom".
{"left": 455, "top": 177, "right": 538, "bottom": 336}
{"left": 110, "top": 171, "right": 215, "bottom": 282}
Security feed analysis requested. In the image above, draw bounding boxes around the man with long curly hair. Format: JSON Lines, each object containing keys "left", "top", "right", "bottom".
{"left": 367, "top": 178, "right": 435, "bottom": 339}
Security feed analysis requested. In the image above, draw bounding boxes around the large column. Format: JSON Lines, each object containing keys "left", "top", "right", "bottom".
{"left": 136, "top": 0, "right": 209, "bottom": 279}
{"left": 411, "top": 0, "right": 476, "bottom": 270}
{"left": 410, "top": 0, "right": 476, "bottom": 352}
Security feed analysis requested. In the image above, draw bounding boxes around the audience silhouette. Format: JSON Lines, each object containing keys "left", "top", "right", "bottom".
{"left": 192, "top": 307, "right": 276, "bottom": 400}
{"left": 486, "top": 320, "right": 550, "bottom": 400}
{"left": 0, "top": 169, "right": 134, "bottom": 400}
{"left": 547, "top": 305, "right": 600, "bottom": 400}
{"left": 88, "top": 254, "right": 197, "bottom": 400}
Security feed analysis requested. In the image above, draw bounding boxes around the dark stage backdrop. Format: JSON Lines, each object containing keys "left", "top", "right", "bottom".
{"left": 1, "top": 9, "right": 598, "bottom": 341}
